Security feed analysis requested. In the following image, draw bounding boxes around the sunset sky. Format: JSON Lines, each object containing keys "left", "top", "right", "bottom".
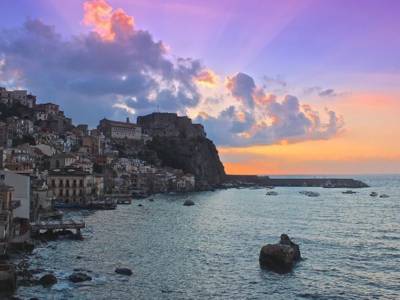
{"left": 0, "top": 0, "right": 399, "bottom": 175}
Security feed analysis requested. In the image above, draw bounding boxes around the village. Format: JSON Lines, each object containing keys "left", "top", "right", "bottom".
{"left": 0, "top": 86, "right": 200, "bottom": 273}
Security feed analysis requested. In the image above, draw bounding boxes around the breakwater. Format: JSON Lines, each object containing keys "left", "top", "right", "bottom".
{"left": 225, "top": 175, "right": 369, "bottom": 188}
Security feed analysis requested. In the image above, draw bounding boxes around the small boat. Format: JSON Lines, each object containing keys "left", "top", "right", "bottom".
{"left": 266, "top": 191, "right": 278, "bottom": 196}
{"left": 379, "top": 194, "right": 389, "bottom": 198}
{"left": 299, "top": 191, "right": 320, "bottom": 197}
{"left": 116, "top": 198, "right": 132, "bottom": 205}
{"left": 370, "top": 192, "right": 378, "bottom": 197}
{"left": 342, "top": 190, "right": 357, "bottom": 194}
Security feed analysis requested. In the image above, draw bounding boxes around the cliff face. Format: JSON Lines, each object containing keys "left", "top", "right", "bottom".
{"left": 147, "top": 136, "right": 226, "bottom": 189}
{"left": 138, "top": 113, "right": 225, "bottom": 189}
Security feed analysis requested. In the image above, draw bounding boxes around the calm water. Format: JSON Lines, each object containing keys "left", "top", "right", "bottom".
{"left": 17, "top": 175, "right": 400, "bottom": 299}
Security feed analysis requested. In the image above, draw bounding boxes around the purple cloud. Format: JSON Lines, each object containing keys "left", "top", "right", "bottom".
{"left": 0, "top": 17, "right": 203, "bottom": 124}
{"left": 196, "top": 73, "right": 344, "bottom": 146}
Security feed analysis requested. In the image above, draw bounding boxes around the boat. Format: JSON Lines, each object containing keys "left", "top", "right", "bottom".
{"left": 299, "top": 191, "right": 320, "bottom": 197}
{"left": 370, "top": 192, "right": 378, "bottom": 197}
{"left": 342, "top": 190, "right": 357, "bottom": 194}
{"left": 116, "top": 198, "right": 132, "bottom": 205}
{"left": 379, "top": 194, "right": 390, "bottom": 198}
{"left": 266, "top": 191, "right": 278, "bottom": 196}
{"left": 86, "top": 199, "right": 117, "bottom": 210}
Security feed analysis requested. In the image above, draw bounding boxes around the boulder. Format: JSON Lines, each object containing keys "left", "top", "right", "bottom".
{"left": 39, "top": 273, "right": 57, "bottom": 287}
{"left": 115, "top": 267, "right": 133, "bottom": 276}
{"left": 68, "top": 272, "right": 92, "bottom": 283}
{"left": 259, "top": 234, "right": 301, "bottom": 274}
{"left": 183, "top": 200, "right": 195, "bottom": 206}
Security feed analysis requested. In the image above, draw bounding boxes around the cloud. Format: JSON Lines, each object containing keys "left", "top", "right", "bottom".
{"left": 318, "top": 88, "right": 337, "bottom": 97}
{"left": 195, "top": 69, "right": 219, "bottom": 87}
{"left": 196, "top": 73, "right": 344, "bottom": 146}
{"left": 83, "top": 0, "right": 134, "bottom": 41}
{"left": 112, "top": 102, "right": 135, "bottom": 115}
{"left": 304, "top": 86, "right": 343, "bottom": 98}
{"left": 262, "top": 75, "right": 287, "bottom": 88}
{"left": 0, "top": 0, "right": 207, "bottom": 124}
{"left": 226, "top": 72, "right": 256, "bottom": 109}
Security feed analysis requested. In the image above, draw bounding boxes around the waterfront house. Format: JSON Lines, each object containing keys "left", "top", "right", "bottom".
{"left": 47, "top": 168, "right": 104, "bottom": 206}
{"left": 0, "top": 179, "right": 15, "bottom": 256}
{"left": 0, "top": 170, "right": 31, "bottom": 244}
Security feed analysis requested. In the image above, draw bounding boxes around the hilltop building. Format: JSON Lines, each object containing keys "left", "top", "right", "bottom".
{"left": 0, "top": 87, "right": 36, "bottom": 108}
{"left": 137, "top": 112, "right": 205, "bottom": 139}
{"left": 98, "top": 118, "right": 142, "bottom": 140}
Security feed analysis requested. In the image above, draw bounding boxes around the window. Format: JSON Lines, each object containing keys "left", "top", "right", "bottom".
{"left": 51, "top": 180, "right": 56, "bottom": 187}
{"left": 66, "top": 190, "right": 69, "bottom": 197}
{"left": 73, "top": 180, "right": 77, "bottom": 187}
{"left": 79, "top": 179, "right": 83, "bottom": 187}
{"left": 59, "top": 179, "right": 63, "bottom": 187}
{"left": 59, "top": 189, "right": 63, "bottom": 196}
{"left": 66, "top": 180, "right": 70, "bottom": 187}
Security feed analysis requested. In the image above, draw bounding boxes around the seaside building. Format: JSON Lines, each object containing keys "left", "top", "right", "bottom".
{"left": 0, "top": 170, "right": 31, "bottom": 244}
{"left": 47, "top": 168, "right": 104, "bottom": 205}
{"left": 0, "top": 179, "right": 15, "bottom": 256}
{"left": 98, "top": 118, "right": 142, "bottom": 140}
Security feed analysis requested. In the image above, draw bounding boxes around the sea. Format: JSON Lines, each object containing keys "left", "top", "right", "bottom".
{"left": 15, "top": 175, "right": 400, "bottom": 300}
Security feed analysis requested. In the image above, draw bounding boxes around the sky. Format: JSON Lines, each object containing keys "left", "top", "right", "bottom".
{"left": 0, "top": 0, "right": 399, "bottom": 175}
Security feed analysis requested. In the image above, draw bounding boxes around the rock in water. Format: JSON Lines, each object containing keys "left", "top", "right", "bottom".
{"left": 39, "top": 274, "right": 57, "bottom": 287}
{"left": 183, "top": 200, "right": 195, "bottom": 206}
{"left": 115, "top": 268, "right": 133, "bottom": 276}
{"left": 68, "top": 272, "right": 92, "bottom": 283}
{"left": 279, "top": 234, "right": 301, "bottom": 261}
{"left": 259, "top": 234, "right": 301, "bottom": 273}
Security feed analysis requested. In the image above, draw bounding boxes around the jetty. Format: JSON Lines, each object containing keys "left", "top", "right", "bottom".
{"left": 31, "top": 219, "right": 85, "bottom": 236}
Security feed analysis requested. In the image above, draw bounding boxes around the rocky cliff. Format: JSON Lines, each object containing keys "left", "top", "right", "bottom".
{"left": 139, "top": 113, "right": 226, "bottom": 189}
{"left": 146, "top": 136, "right": 225, "bottom": 189}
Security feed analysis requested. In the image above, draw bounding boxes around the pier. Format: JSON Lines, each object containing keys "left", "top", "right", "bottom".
{"left": 31, "top": 219, "right": 85, "bottom": 236}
